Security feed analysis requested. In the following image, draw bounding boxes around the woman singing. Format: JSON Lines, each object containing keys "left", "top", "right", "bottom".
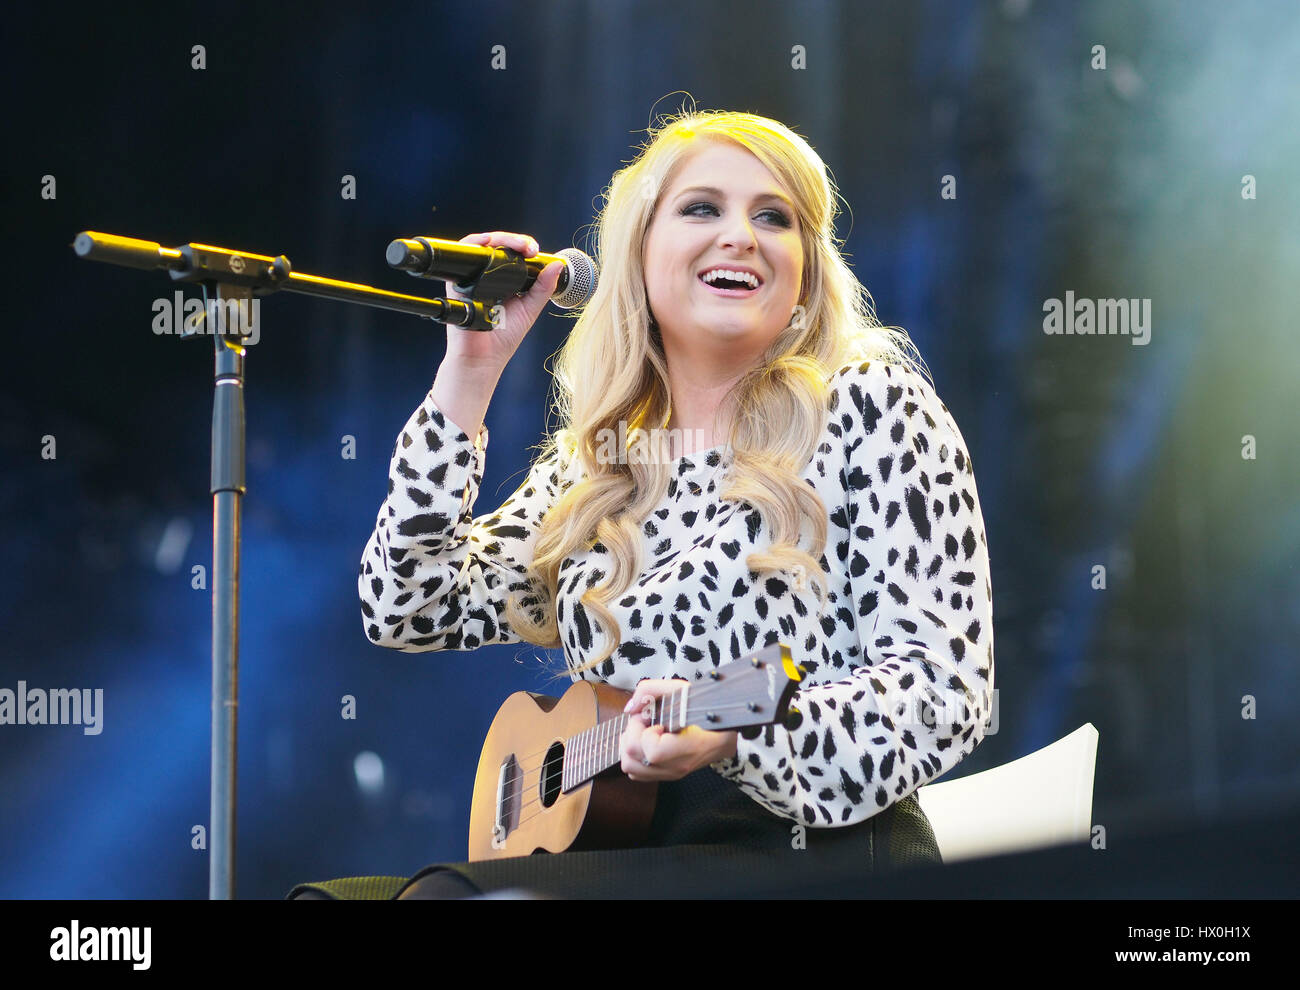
{"left": 312, "top": 109, "right": 994, "bottom": 899}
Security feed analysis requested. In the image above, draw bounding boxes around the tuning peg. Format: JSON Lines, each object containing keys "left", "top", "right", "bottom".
{"left": 739, "top": 726, "right": 762, "bottom": 741}
{"left": 783, "top": 706, "right": 803, "bottom": 731}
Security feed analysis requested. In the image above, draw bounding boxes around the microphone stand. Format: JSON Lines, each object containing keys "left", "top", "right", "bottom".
{"left": 72, "top": 231, "right": 502, "bottom": 899}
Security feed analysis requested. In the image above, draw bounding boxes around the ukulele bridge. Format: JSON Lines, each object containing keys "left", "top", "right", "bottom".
{"left": 491, "top": 754, "right": 519, "bottom": 849}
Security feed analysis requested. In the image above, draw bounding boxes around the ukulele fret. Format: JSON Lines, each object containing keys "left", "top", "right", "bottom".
{"left": 584, "top": 724, "right": 588, "bottom": 784}
{"left": 583, "top": 723, "right": 591, "bottom": 782}
{"left": 564, "top": 713, "right": 628, "bottom": 791}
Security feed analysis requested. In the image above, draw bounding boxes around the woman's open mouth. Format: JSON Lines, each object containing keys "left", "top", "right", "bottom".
{"left": 698, "top": 270, "right": 762, "bottom": 297}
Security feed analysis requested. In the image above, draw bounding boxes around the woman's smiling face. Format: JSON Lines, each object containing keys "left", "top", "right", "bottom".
{"left": 643, "top": 139, "right": 804, "bottom": 363}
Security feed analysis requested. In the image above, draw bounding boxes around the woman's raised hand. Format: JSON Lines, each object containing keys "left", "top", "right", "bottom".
{"left": 442, "top": 231, "right": 567, "bottom": 374}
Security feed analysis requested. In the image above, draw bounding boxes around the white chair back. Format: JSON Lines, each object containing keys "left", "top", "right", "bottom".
{"left": 914, "top": 723, "right": 1099, "bottom": 862}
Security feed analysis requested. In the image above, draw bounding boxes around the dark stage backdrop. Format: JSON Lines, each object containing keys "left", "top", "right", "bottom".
{"left": 2, "top": 0, "right": 1296, "bottom": 898}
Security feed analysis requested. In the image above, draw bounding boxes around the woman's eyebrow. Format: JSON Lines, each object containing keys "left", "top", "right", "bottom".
{"left": 673, "top": 185, "right": 794, "bottom": 208}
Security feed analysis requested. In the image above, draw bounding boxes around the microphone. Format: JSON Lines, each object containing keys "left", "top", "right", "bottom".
{"left": 386, "top": 236, "right": 596, "bottom": 310}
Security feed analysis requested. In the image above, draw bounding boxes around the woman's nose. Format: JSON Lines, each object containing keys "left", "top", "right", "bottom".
{"left": 717, "top": 217, "right": 757, "bottom": 251}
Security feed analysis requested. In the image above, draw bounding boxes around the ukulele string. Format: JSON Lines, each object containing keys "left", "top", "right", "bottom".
{"left": 486, "top": 693, "right": 772, "bottom": 778}
{"left": 484, "top": 699, "right": 780, "bottom": 822}
{"left": 489, "top": 699, "right": 776, "bottom": 788}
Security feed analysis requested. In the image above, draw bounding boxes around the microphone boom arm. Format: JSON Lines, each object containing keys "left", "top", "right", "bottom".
{"left": 73, "top": 230, "right": 501, "bottom": 329}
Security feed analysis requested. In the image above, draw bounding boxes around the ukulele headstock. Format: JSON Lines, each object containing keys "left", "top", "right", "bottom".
{"left": 685, "top": 643, "right": 805, "bottom": 734}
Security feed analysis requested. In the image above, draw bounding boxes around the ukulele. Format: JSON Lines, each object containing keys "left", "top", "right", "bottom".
{"left": 468, "top": 642, "right": 805, "bottom": 861}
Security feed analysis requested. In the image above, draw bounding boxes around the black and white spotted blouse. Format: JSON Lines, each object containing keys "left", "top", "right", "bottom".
{"left": 360, "top": 360, "right": 995, "bottom": 828}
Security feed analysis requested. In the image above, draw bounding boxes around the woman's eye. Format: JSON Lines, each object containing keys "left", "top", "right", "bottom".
{"left": 681, "top": 202, "right": 719, "bottom": 218}
{"left": 680, "top": 202, "right": 791, "bottom": 227}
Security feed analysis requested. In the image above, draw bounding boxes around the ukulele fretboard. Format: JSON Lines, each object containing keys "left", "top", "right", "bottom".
{"left": 560, "top": 685, "right": 691, "bottom": 791}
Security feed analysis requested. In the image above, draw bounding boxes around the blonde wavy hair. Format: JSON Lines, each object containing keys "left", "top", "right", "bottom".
{"left": 505, "top": 106, "right": 927, "bottom": 677}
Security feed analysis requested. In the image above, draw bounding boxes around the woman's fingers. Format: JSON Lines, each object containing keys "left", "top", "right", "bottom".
{"left": 443, "top": 231, "right": 558, "bottom": 343}
{"left": 621, "top": 680, "right": 669, "bottom": 777}
{"left": 640, "top": 724, "right": 663, "bottom": 764}
{"left": 465, "top": 231, "right": 538, "bottom": 256}
{"left": 620, "top": 705, "right": 669, "bottom": 776}
{"left": 623, "top": 679, "right": 667, "bottom": 713}
{"left": 451, "top": 232, "right": 560, "bottom": 304}
{"left": 520, "top": 260, "right": 566, "bottom": 310}
{"left": 619, "top": 714, "right": 647, "bottom": 777}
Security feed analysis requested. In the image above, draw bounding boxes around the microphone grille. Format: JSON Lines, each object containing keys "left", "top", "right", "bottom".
{"left": 552, "top": 248, "right": 597, "bottom": 309}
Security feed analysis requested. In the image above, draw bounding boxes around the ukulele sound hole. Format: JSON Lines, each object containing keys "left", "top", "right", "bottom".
{"left": 539, "top": 741, "right": 564, "bottom": 808}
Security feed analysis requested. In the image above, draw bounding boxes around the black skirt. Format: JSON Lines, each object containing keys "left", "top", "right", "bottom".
{"left": 390, "top": 768, "right": 942, "bottom": 899}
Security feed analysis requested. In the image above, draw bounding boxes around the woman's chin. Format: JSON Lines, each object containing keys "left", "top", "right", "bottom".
{"left": 670, "top": 315, "right": 775, "bottom": 340}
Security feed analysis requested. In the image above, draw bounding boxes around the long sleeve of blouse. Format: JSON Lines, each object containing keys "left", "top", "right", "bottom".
{"left": 359, "top": 392, "right": 574, "bottom": 652}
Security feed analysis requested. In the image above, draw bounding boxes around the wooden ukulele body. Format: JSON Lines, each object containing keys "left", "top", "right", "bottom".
{"left": 468, "top": 681, "right": 657, "bottom": 861}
